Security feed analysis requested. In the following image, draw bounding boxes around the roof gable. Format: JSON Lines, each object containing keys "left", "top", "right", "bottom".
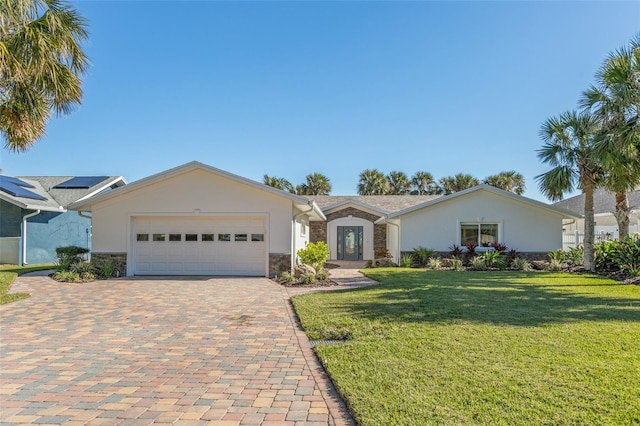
{"left": 67, "top": 161, "right": 326, "bottom": 220}
{"left": 382, "top": 185, "right": 580, "bottom": 220}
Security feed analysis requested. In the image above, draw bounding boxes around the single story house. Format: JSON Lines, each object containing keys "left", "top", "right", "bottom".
{"left": 68, "top": 161, "right": 578, "bottom": 277}
{"left": 0, "top": 175, "right": 126, "bottom": 265}
{"left": 553, "top": 188, "right": 640, "bottom": 249}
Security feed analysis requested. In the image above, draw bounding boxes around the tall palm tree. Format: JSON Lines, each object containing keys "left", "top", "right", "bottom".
{"left": 536, "top": 110, "right": 601, "bottom": 271}
{"left": 357, "top": 169, "right": 389, "bottom": 195}
{"left": 387, "top": 171, "right": 411, "bottom": 195}
{"left": 439, "top": 174, "right": 479, "bottom": 195}
{"left": 1, "top": 0, "right": 89, "bottom": 151}
{"left": 411, "top": 171, "right": 441, "bottom": 195}
{"left": 263, "top": 174, "right": 295, "bottom": 193}
{"left": 580, "top": 34, "right": 640, "bottom": 238}
{"left": 300, "top": 172, "right": 332, "bottom": 195}
{"left": 483, "top": 171, "right": 526, "bottom": 195}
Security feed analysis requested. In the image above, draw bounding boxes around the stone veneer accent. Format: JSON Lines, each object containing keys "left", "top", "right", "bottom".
{"left": 310, "top": 207, "right": 386, "bottom": 254}
{"left": 269, "top": 253, "right": 291, "bottom": 278}
{"left": 91, "top": 252, "right": 127, "bottom": 277}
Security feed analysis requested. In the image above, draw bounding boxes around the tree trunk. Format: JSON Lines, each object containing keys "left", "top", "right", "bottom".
{"left": 583, "top": 182, "right": 596, "bottom": 272}
{"left": 614, "top": 191, "right": 630, "bottom": 239}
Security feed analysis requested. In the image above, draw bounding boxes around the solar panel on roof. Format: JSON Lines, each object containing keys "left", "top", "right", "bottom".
{"left": 53, "top": 176, "right": 109, "bottom": 189}
{"left": 0, "top": 176, "right": 47, "bottom": 201}
{"left": 0, "top": 175, "right": 35, "bottom": 188}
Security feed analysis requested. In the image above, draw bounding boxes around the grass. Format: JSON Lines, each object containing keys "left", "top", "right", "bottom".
{"left": 292, "top": 269, "right": 640, "bottom": 425}
{"left": 0, "top": 264, "right": 54, "bottom": 305}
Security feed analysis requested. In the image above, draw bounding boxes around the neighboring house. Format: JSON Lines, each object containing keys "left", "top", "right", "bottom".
{"left": 68, "top": 162, "right": 578, "bottom": 277}
{"left": 553, "top": 188, "right": 640, "bottom": 249}
{"left": 0, "top": 175, "right": 126, "bottom": 265}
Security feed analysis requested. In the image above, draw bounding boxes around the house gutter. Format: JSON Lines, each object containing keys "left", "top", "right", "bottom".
{"left": 77, "top": 211, "right": 92, "bottom": 219}
{"left": 21, "top": 209, "right": 41, "bottom": 265}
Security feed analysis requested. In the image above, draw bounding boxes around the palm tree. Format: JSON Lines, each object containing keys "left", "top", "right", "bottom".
{"left": 1, "top": 0, "right": 89, "bottom": 151}
{"left": 387, "top": 171, "right": 411, "bottom": 195}
{"left": 300, "top": 173, "right": 332, "bottom": 195}
{"left": 263, "top": 174, "right": 295, "bottom": 193}
{"left": 357, "top": 169, "right": 389, "bottom": 195}
{"left": 411, "top": 171, "right": 441, "bottom": 195}
{"left": 439, "top": 174, "right": 479, "bottom": 195}
{"left": 483, "top": 171, "right": 526, "bottom": 195}
{"left": 536, "top": 110, "right": 602, "bottom": 271}
{"left": 580, "top": 34, "right": 640, "bottom": 238}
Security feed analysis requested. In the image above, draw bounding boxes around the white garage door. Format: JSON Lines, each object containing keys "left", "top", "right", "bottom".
{"left": 132, "top": 216, "right": 266, "bottom": 276}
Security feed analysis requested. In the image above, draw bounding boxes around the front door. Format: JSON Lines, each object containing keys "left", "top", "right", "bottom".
{"left": 337, "top": 226, "right": 363, "bottom": 260}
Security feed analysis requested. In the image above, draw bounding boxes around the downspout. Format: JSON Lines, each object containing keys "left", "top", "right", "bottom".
{"left": 77, "top": 211, "right": 92, "bottom": 252}
{"left": 292, "top": 201, "right": 315, "bottom": 268}
{"left": 21, "top": 209, "right": 41, "bottom": 265}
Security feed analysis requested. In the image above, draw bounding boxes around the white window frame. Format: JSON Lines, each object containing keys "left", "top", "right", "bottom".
{"left": 457, "top": 221, "right": 503, "bottom": 250}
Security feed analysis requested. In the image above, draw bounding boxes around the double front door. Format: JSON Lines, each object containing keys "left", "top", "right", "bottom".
{"left": 337, "top": 226, "right": 363, "bottom": 260}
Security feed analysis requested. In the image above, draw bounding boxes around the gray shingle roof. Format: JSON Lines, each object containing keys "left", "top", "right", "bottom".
{"left": 308, "top": 195, "right": 441, "bottom": 214}
{"left": 552, "top": 188, "right": 640, "bottom": 215}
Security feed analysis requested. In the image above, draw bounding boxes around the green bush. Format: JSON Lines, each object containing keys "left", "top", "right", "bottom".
{"left": 548, "top": 249, "right": 567, "bottom": 263}
{"left": 595, "top": 237, "right": 640, "bottom": 275}
{"left": 70, "top": 261, "right": 94, "bottom": 275}
{"left": 512, "top": 258, "right": 532, "bottom": 271}
{"left": 547, "top": 258, "right": 564, "bottom": 272}
{"left": 280, "top": 271, "right": 295, "bottom": 283}
{"left": 426, "top": 257, "right": 442, "bottom": 269}
{"left": 495, "top": 256, "right": 508, "bottom": 270}
{"left": 567, "top": 246, "right": 584, "bottom": 267}
{"left": 400, "top": 255, "right": 413, "bottom": 268}
{"left": 470, "top": 256, "right": 487, "bottom": 270}
{"left": 297, "top": 242, "right": 330, "bottom": 272}
{"left": 95, "top": 257, "right": 117, "bottom": 278}
{"left": 450, "top": 258, "right": 463, "bottom": 271}
{"left": 317, "top": 270, "right": 329, "bottom": 281}
{"left": 301, "top": 273, "right": 316, "bottom": 284}
{"left": 52, "top": 271, "right": 80, "bottom": 282}
{"left": 55, "top": 245, "right": 89, "bottom": 272}
{"left": 482, "top": 250, "right": 501, "bottom": 267}
{"left": 413, "top": 246, "right": 437, "bottom": 267}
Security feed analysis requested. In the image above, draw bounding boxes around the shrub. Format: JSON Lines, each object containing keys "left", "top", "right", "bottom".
{"left": 55, "top": 246, "right": 90, "bottom": 258}
{"left": 400, "top": 255, "right": 413, "bottom": 268}
{"left": 281, "top": 271, "right": 295, "bottom": 283}
{"left": 426, "top": 257, "right": 442, "bottom": 269}
{"left": 470, "top": 256, "right": 487, "bottom": 270}
{"left": 52, "top": 271, "right": 80, "bottom": 282}
{"left": 316, "top": 270, "right": 329, "bottom": 281}
{"left": 513, "top": 258, "right": 532, "bottom": 271}
{"left": 375, "top": 247, "right": 392, "bottom": 259}
{"left": 464, "top": 242, "right": 477, "bottom": 258}
{"left": 449, "top": 244, "right": 463, "bottom": 258}
{"left": 492, "top": 242, "right": 507, "bottom": 253}
{"left": 567, "top": 246, "right": 584, "bottom": 267}
{"left": 548, "top": 249, "right": 567, "bottom": 263}
{"left": 506, "top": 248, "right": 520, "bottom": 265}
{"left": 495, "top": 256, "right": 508, "bottom": 270}
{"left": 413, "top": 246, "right": 437, "bottom": 267}
{"left": 482, "top": 250, "right": 501, "bottom": 267}
{"left": 365, "top": 260, "right": 373, "bottom": 268}
{"left": 96, "top": 257, "right": 117, "bottom": 278}
{"left": 301, "top": 273, "right": 316, "bottom": 284}
{"left": 55, "top": 245, "right": 89, "bottom": 272}
{"left": 595, "top": 237, "right": 640, "bottom": 274}
{"left": 71, "top": 261, "right": 94, "bottom": 275}
{"left": 450, "top": 258, "right": 463, "bottom": 271}
{"left": 547, "top": 258, "right": 564, "bottom": 272}
{"left": 297, "top": 241, "right": 329, "bottom": 272}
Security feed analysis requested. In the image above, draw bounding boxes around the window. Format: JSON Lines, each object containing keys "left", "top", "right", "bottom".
{"left": 136, "top": 234, "right": 149, "bottom": 242}
{"left": 235, "top": 233, "right": 248, "bottom": 242}
{"left": 218, "top": 233, "right": 231, "bottom": 242}
{"left": 461, "top": 223, "right": 499, "bottom": 247}
{"left": 202, "top": 234, "right": 214, "bottom": 241}
{"left": 185, "top": 234, "right": 198, "bottom": 242}
{"left": 153, "top": 233, "right": 165, "bottom": 242}
{"left": 169, "top": 234, "right": 182, "bottom": 242}
{"left": 300, "top": 218, "right": 307, "bottom": 237}
{"left": 251, "top": 233, "right": 264, "bottom": 242}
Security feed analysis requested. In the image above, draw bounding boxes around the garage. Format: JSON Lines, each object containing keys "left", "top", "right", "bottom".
{"left": 132, "top": 216, "right": 266, "bottom": 276}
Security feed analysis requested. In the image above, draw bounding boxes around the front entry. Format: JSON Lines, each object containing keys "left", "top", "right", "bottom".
{"left": 337, "top": 226, "right": 363, "bottom": 260}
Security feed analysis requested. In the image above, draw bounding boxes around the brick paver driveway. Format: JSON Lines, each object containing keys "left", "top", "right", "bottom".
{"left": 0, "top": 276, "right": 352, "bottom": 425}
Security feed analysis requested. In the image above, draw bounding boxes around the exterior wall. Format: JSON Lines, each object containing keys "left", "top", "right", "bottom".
{"left": 327, "top": 217, "right": 374, "bottom": 260}
{"left": 399, "top": 191, "right": 565, "bottom": 253}
{"left": 269, "top": 253, "right": 291, "bottom": 277}
{"left": 0, "top": 200, "right": 22, "bottom": 237}
{"left": 26, "top": 211, "right": 91, "bottom": 264}
{"left": 89, "top": 169, "right": 295, "bottom": 276}
{"left": 0, "top": 237, "right": 19, "bottom": 264}
{"left": 292, "top": 214, "right": 310, "bottom": 266}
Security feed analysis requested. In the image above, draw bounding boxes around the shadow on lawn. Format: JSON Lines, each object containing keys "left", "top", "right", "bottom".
{"left": 350, "top": 271, "right": 640, "bottom": 326}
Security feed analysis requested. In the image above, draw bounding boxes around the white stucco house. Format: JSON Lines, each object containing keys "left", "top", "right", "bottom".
{"left": 69, "top": 161, "right": 578, "bottom": 277}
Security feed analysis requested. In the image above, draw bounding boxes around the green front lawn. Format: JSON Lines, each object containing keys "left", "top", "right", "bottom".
{"left": 292, "top": 269, "right": 640, "bottom": 425}
{"left": 0, "top": 264, "right": 54, "bottom": 305}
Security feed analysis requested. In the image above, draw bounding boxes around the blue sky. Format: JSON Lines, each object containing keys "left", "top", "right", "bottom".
{"left": 2, "top": 1, "right": 638, "bottom": 201}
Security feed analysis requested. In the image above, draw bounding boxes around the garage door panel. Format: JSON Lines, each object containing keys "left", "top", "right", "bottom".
{"left": 133, "top": 216, "right": 267, "bottom": 276}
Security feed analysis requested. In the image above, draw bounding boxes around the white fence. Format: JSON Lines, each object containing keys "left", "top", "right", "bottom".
{"left": 562, "top": 231, "right": 616, "bottom": 251}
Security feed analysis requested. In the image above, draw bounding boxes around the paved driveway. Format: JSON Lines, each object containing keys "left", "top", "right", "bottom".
{"left": 0, "top": 276, "right": 352, "bottom": 425}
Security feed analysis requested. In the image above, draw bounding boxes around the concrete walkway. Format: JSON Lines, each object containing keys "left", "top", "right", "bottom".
{"left": 0, "top": 265, "right": 377, "bottom": 425}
